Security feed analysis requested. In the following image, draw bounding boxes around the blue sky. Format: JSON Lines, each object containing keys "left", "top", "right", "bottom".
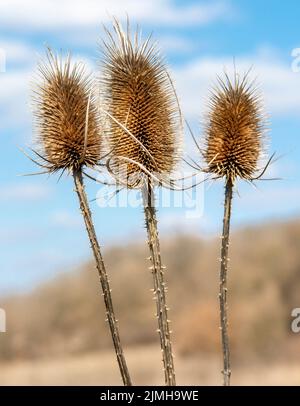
{"left": 0, "top": 0, "right": 300, "bottom": 295}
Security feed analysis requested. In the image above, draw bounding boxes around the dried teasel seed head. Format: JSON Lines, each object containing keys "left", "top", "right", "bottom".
{"left": 204, "top": 73, "right": 266, "bottom": 184}
{"left": 100, "top": 20, "right": 181, "bottom": 187}
{"left": 33, "top": 50, "right": 101, "bottom": 173}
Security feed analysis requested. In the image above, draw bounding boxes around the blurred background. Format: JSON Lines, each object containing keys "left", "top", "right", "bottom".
{"left": 0, "top": 0, "right": 300, "bottom": 385}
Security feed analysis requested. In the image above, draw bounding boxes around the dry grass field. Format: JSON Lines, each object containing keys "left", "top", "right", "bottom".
{"left": 1, "top": 345, "right": 300, "bottom": 386}
{"left": 1, "top": 219, "right": 300, "bottom": 385}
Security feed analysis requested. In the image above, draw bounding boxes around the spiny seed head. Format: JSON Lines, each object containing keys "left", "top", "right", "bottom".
{"left": 33, "top": 50, "right": 101, "bottom": 173}
{"left": 204, "top": 73, "right": 265, "bottom": 184}
{"left": 101, "top": 20, "right": 181, "bottom": 187}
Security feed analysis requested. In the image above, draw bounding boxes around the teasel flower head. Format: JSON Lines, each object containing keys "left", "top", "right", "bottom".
{"left": 100, "top": 20, "right": 182, "bottom": 188}
{"left": 32, "top": 50, "right": 101, "bottom": 174}
{"left": 204, "top": 73, "right": 266, "bottom": 185}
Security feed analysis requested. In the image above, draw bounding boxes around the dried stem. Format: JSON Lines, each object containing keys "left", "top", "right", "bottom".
{"left": 73, "top": 169, "right": 132, "bottom": 386}
{"left": 219, "top": 178, "right": 233, "bottom": 386}
{"left": 142, "top": 177, "right": 176, "bottom": 386}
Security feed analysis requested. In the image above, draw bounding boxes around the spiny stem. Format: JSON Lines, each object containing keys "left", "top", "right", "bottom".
{"left": 219, "top": 178, "right": 233, "bottom": 386}
{"left": 73, "top": 169, "right": 132, "bottom": 386}
{"left": 142, "top": 177, "right": 176, "bottom": 386}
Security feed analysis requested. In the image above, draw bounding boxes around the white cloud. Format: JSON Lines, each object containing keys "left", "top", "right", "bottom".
{"left": 0, "top": 183, "right": 51, "bottom": 201}
{"left": 0, "top": 48, "right": 96, "bottom": 130}
{"left": 0, "top": 40, "right": 36, "bottom": 65}
{"left": 50, "top": 210, "right": 81, "bottom": 228}
{"left": 0, "top": 43, "right": 38, "bottom": 127}
{"left": 0, "top": 1, "right": 230, "bottom": 132}
{"left": 1, "top": 41, "right": 300, "bottom": 136}
{"left": 0, "top": 0, "right": 232, "bottom": 31}
{"left": 0, "top": 225, "right": 42, "bottom": 244}
{"left": 236, "top": 185, "right": 300, "bottom": 213}
{"left": 173, "top": 52, "right": 300, "bottom": 119}
{"left": 0, "top": 69, "right": 32, "bottom": 129}
{"left": 158, "top": 209, "right": 214, "bottom": 236}
{"left": 0, "top": 40, "right": 37, "bottom": 128}
{"left": 159, "top": 35, "right": 195, "bottom": 54}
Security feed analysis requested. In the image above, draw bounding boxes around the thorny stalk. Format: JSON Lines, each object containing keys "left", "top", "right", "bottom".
{"left": 142, "top": 177, "right": 176, "bottom": 386}
{"left": 219, "top": 178, "right": 233, "bottom": 386}
{"left": 73, "top": 169, "right": 132, "bottom": 386}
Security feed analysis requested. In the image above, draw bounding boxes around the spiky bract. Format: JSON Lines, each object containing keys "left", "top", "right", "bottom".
{"left": 33, "top": 51, "right": 101, "bottom": 173}
{"left": 101, "top": 21, "right": 180, "bottom": 187}
{"left": 204, "top": 74, "right": 265, "bottom": 184}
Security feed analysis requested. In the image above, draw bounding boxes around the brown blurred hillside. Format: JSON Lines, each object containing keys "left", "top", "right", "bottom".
{"left": 1, "top": 218, "right": 300, "bottom": 365}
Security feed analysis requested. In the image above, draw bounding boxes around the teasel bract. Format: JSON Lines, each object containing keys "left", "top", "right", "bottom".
{"left": 100, "top": 20, "right": 181, "bottom": 386}
{"left": 203, "top": 73, "right": 267, "bottom": 385}
{"left": 30, "top": 50, "right": 132, "bottom": 385}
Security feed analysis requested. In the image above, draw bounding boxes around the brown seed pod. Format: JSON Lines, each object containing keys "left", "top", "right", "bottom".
{"left": 204, "top": 73, "right": 265, "bottom": 184}
{"left": 33, "top": 50, "right": 101, "bottom": 173}
{"left": 100, "top": 21, "right": 181, "bottom": 186}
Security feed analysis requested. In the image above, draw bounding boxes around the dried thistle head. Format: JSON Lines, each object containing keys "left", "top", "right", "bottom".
{"left": 204, "top": 73, "right": 265, "bottom": 184}
{"left": 33, "top": 50, "right": 101, "bottom": 173}
{"left": 101, "top": 20, "right": 181, "bottom": 187}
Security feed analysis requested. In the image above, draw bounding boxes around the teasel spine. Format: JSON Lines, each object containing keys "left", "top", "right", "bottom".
{"left": 142, "top": 177, "right": 176, "bottom": 386}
